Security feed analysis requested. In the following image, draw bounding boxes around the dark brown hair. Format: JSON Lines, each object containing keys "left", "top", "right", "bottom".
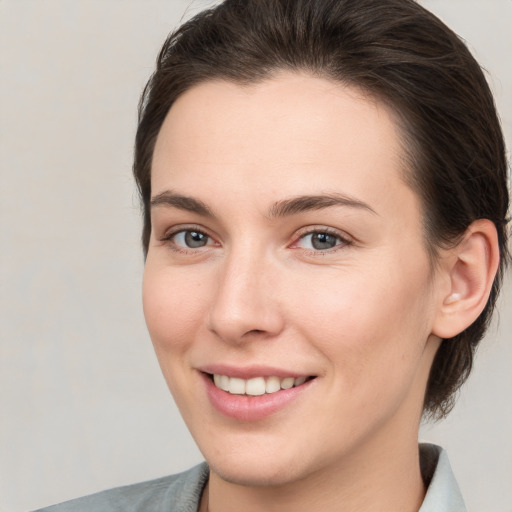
{"left": 133, "top": 0, "right": 510, "bottom": 418}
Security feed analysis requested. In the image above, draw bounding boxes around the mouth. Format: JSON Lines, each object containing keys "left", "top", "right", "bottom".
{"left": 202, "top": 369, "right": 317, "bottom": 421}
{"left": 209, "top": 373, "right": 315, "bottom": 396}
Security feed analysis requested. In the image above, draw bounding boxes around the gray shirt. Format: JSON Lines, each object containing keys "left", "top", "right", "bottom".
{"left": 33, "top": 444, "right": 466, "bottom": 512}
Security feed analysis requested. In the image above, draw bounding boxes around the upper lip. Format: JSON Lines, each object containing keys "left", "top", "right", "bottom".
{"left": 198, "top": 364, "right": 314, "bottom": 380}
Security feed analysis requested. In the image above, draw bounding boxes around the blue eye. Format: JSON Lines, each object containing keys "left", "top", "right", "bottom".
{"left": 297, "top": 232, "right": 345, "bottom": 251}
{"left": 173, "top": 230, "right": 211, "bottom": 248}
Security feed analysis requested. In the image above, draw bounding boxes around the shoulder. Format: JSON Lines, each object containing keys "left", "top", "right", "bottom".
{"left": 32, "top": 463, "right": 209, "bottom": 512}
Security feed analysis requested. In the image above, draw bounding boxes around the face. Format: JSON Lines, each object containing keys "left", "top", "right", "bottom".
{"left": 144, "top": 73, "right": 442, "bottom": 487}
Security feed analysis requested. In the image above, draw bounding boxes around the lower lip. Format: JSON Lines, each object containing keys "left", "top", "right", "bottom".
{"left": 202, "top": 373, "right": 314, "bottom": 422}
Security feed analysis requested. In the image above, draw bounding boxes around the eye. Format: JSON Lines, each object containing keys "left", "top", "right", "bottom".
{"left": 169, "top": 229, "right": 213, "bottom": 249}
{"left": 295, "top": 230, "right": 349, "bottom": 251}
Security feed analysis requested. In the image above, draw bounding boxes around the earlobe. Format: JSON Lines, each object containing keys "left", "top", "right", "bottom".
{"left": 432, "top": 219, "right": 500, "bottom": 339}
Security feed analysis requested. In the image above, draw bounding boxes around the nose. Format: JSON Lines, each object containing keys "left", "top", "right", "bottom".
{"left": 206, "top": 249, "right": 285, "bottom": 344}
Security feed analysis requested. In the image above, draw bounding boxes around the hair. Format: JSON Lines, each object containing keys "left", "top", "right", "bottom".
{"left": 133, "top": 0, "right": 509, "bottom": 419}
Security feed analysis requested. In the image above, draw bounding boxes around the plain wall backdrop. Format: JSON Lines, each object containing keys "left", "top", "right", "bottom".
{"left": 1, "top": 1, "right": 510, "bottom": 511}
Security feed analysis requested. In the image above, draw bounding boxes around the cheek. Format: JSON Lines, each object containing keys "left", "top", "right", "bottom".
{"left": 289, "top": 260, "right": 434, "bottom": 391}
{"left": 142, "top": 264, "right": 207, "bottom": 356}
{"left": 142, "top": 264, "right": 213, "bottom": 417}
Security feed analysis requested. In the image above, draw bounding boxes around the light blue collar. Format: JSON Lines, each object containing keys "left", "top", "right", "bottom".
{"left": 419, "top": 444, "right": 467, "bottom": 512}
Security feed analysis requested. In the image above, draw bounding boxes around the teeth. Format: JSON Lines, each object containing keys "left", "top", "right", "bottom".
{"left": 213, "top": 374, "right": 310, "bottom": 395}
{"left": 280, "top": 377, "right": 294, "bottom": 389}
{"left": 213, "top": 374, "right": 230, "bottom": 391}
{"left": 219, "top": 374, "right": 230, "bottom": 391}
{"left": 265, "top": 376, "right": 281, "bottom": 393}
{"left": 294, "top": 376, "right": 307, "bottom": 386}
{"left": 229, "top": 377, "right": 246, "bottom": 395}
{"left": 246, "top": 377, "right": 266, "bottom": 396}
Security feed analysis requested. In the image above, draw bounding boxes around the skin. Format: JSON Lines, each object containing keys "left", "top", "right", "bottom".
{"left": 143, "top": 73, "right": 489, "bottom": 512}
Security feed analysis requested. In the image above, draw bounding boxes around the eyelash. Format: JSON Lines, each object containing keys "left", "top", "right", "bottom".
{"left": 291, "top": 227, "right": 353, "bottom": 254}
{"left": 159, "top": 226, "right": 352, "bottom": 255}
{"left": 159, "top": 225, "right": 217, "bottom": 254}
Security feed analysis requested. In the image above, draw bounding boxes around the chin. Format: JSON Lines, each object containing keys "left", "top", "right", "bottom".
{"left": 199, "top": 432, "right": 327, "bottom": 489}
{"left": 208, "top": 457, "right": 306, "bottom": 488}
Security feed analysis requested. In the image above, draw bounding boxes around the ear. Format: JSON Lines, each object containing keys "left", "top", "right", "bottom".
{"left": 432, "top": 219, "right": 500, "bottom": 339}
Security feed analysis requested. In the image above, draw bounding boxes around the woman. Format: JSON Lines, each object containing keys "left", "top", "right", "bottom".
{"left": 33, "top": 0, "right": 509, "bottom": 511}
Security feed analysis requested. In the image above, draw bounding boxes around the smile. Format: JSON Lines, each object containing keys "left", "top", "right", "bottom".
{"left": 202, "top": 369, "right": 317, "bottom": 421}
{"left": 212, "top": 374, "right": 310, "bottom": 395}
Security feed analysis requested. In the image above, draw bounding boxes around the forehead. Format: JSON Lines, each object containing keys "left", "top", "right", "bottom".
{"left": 154, "top": 73, "right": 399, "bottom": 161}
{"left": 151, "top": 73, "right": 418, "bottom": 223}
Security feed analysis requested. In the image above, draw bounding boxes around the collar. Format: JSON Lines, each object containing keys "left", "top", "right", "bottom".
{"left": 418, "top": 443, "right": 467, "bottom": 512}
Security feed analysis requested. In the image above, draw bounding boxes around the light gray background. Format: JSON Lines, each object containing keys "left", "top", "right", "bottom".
{"left": 1, "top": 1, "right": 510, "bottom": 511}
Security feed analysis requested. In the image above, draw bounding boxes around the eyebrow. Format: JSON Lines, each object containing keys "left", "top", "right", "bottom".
{"left": 267, "top": 193, "right": 377, "bottom": 218}
{"left": 150, "top": 191, "right": 377, "bottom": 218}
{"left": 150, "top": 191, "right": 214, "bottom": 217}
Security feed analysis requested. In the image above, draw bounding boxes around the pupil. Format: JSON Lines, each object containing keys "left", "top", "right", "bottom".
{"left": 312, "top": 233, "right": 336, "bottom": 250}
{"left": 185, "top": 231, "right": 207, "bottom": 248}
